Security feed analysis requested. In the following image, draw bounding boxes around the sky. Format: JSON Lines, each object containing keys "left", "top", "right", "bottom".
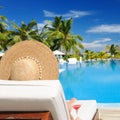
{"left": 0, "top": 0, "right": 120, "bottom": 51}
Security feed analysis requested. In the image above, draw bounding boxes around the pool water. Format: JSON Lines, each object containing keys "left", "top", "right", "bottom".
{"left": 59, "top": 60, "right": 120, "bottom": 103}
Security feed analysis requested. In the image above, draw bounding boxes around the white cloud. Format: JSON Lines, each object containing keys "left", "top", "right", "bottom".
{"left": 37, "top": 20, "right": 50, "bottom": 30}
{"left": 83, "top": 38, "right": 112, "bottom": 50}
{"left": 83, "top": 42, "right": 102, "bottom": 48}
{"left": 101, "top": 38, "right": 112, "bottom": 42}
{"left": 87, "top": 24, "right": 120, "bottom": 33}
{"left": 37, "top": 20, "right": 53, "bottom": 32}
{"left": 43, "top": 10, "right": 91, "bottom": 18}
{"left": 37, "top": 23, "right": 45, "bottom": 29}
{"left": 43, "top": 10, "right": 56, "bottom": 17}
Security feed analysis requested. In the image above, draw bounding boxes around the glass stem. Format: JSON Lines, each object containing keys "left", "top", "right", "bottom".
{"left": 76, "top": 110, "right": 78, "bottom": 117}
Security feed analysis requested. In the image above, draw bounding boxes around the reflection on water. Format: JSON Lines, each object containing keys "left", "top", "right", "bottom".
{"left": 59, "top": 60, "right": 120, "bottom": 103}
{"left": 110, "top": 60, "right": 116, "bottom": 71}
{"left": 83, "top": 60, "right": 119, "bottom": 71}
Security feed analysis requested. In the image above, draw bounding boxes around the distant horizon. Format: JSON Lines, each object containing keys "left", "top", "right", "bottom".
{"left": 0, "top": 0, "right": 120, "bottom": 51}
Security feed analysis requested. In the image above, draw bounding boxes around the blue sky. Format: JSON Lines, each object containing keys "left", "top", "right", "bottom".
{"left": 0, "top": 0, "right": 120, "bottom": 51}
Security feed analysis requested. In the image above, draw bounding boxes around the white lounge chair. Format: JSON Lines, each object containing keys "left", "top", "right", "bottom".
{"left": 59, "top": 58, "right": 66, "bottom": 64}
{"left": 68, "top": 58, "right": 77, "bottom": 64}
{"left": 0, "top": 80, "right": 99, "bottom": 120}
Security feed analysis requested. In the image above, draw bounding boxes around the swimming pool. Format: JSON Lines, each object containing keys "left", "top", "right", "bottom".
{"left": 59, "top": 60, "right": 120, "bottom": 103}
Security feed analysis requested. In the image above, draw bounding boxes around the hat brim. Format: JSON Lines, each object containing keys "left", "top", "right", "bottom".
{"left": 0, "top": 40, "right": 59, "bottom": 80}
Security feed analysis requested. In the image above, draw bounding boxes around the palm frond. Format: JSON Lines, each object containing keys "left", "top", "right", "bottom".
{"left": 27, "top": 20, "right": 37, "bottom": 31}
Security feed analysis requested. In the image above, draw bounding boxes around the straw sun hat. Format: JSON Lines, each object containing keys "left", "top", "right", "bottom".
{"left": 0, "top": 40, "right": 59, "bottom": 80}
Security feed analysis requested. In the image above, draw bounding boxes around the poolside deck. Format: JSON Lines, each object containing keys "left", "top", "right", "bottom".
{"left": 98, "top": 106, "right": 120, "bottom": 120}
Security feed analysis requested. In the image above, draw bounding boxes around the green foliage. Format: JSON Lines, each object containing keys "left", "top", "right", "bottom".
{"left": 2, "top": 15, "right": 120, "bottom": 62}
{"left": 12, "top": 20, "right": 39, "bottom": 41}
{"left": 0, "top": 16, "right": 8, "bottom": 33}
{"left": 43, "top": 16, "right": 84, "bottom": 61}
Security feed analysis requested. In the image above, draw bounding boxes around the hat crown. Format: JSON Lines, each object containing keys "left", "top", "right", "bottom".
{"left": 10, "top": 57, "right": 42, "bottom": 80}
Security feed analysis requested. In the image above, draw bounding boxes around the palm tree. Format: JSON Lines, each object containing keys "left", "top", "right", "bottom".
{"left": 84, "top": 50, "right": 95, "bottom": 61}
{"left": 61, "top": 18, "right": 83, "bottom": 57}
{"left": 0, "top": 16, "right": 13, "bottom": 51}
{"left": 109, "top": 44, "right": 119, "bottom": 58}
{"left": 98, "top": 51, "right": 108, "bottom": 60}
{"left": 0, "top": 16, "right": 8, "bottom": 33}
{"left": 43, "top": 16, "right": 84, "bottom": 58}
{"left": 42, "top": 16, "right": 64, "bottom": 50}
{"left": 12, "top": 20, "right": 40, "bottom": 41}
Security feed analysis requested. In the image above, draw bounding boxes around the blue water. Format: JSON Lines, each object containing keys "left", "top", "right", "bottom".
{"left": 59, "top": 60, "right": 120, "bottom": 103}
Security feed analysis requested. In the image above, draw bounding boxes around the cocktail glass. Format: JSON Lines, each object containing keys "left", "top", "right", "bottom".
{"left": 72, "top": 102, "right": 81, "bottom": 118}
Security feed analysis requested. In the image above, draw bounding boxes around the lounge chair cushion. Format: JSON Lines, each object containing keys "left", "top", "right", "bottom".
{"left": 0, "top": 80, "right": 70, "bottom": 120}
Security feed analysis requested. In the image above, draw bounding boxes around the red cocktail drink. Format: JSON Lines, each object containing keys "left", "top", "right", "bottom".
{"left": 72, "top": 104, "right": 81, "bottom": 118}
{"left": 73, "top": 104, "right": 81, "bottom": 110}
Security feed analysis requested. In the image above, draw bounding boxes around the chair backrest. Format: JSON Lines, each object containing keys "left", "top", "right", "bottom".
{"left": 0, "top": 80, "right": 71, "bottom": 120}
